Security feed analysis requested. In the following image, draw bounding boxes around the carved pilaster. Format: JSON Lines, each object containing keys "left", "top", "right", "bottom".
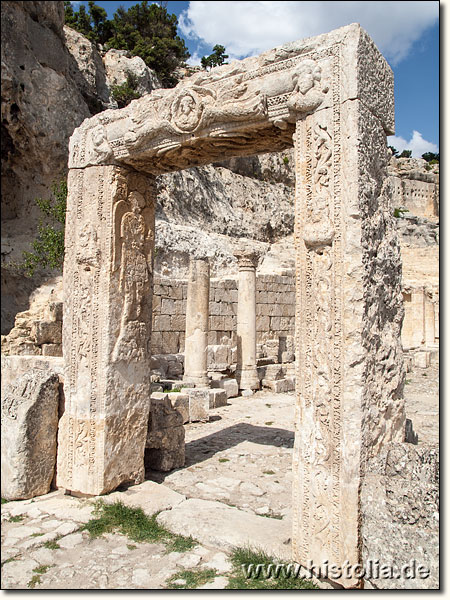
{"left": 57, "top": 165, "right": 156, "bottom": 496}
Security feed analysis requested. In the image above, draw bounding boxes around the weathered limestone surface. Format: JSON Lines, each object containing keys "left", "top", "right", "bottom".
{"left": 183, "top": 258, "right": 210, "bottom": 387}
{"left": 57, "top": 166, "right": 156, "bottom": 495}
{"left": 1, "top": 369, "right": 60, "bottom": 500}
{"left": 361, "top": 443, "right": 439, "bottom": 589}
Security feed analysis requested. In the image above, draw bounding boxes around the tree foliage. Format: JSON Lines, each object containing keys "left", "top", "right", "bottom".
{"left": 399, "top": 149, "right": 412, "bottom": 158}
{"left": 388, "top": 145, "right": 399, "bottom": 157}
{"left": 64, "top": 1, "right": 189, "bottom": 87}
{"left": 110, "top": 72, "right": 141, "bottom": 108}
{"left": 19, "top": 181, "right": 67, "bottom": 277}
{"left": 201, "top": 45, "right": 229, "bottom": 70}
{"left": 421, "top": 152, "right": 439, "bottom": 163}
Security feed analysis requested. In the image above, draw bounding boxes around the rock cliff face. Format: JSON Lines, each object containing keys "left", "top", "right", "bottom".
{"left": 1, "top": 1, "right": 160, "bottom": 332}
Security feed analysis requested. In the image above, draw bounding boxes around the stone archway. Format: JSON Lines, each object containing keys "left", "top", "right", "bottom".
{"left": 57, "top": 23, "right": 405, "bottom": 587}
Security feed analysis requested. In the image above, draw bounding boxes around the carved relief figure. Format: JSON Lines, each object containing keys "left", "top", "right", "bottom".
{"left": 303, "top": 124, "right": 334, "bottom": 248}
{"left": 86, "top": 124, "right": 113, "bottom": 163}
{"left": 112, "top": 191, "right": 152, "bottom": 362}
{"left": 287, "top": 59, "right": 328, "bottom": 115}
{"left": 171, "top": 90, "right": 203, "bottom": 132}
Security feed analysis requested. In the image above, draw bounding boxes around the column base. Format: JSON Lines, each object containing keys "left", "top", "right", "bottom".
{"left": 236, "top": 369, "right": 260, "bottom": 391}
{"left": 183, "top": 375, "right": 210, "bottom": 388}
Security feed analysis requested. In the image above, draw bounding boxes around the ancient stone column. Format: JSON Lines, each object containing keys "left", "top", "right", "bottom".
{"left": 411, "top": 287, "right": 426, "bottom": 347}
{"left": 291, "top": 30, "right": 405, "bottom": 586}
{"left": 57, "top": 165, "right": 156, "bottom": 496}
{"left": 235, "top": 250, "right": 260, "bottom": 391}
{"left": 424, "top": 292, "right": 436, "bottom": 346}
{"left": 183, "top": 257, "right": 210, "bottom": 387}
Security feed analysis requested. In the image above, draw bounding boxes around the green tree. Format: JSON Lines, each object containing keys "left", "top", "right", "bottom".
{"left": 201, "top": 44, "right": 229, "bottom": 70}
{"left": 104, "top": 1, "right": 189, "bottom": 87}
{"left": 422, "top": 152, "right": 439, "bottom": 163}
{"left": 388, "top": 145, "right": 399, "bottom": 157}
{"left": 64, "top": 1, "right": 111, "bottom": 44}
{"left": 110, "top": 72, "right": 141, "bottom": 108}
{"left": 399, "top": 149, "right": 412, "bottom": 158}
{"left": 19, "top": 181, "right": 67, "bottom": 277}
{"left": 64, "top": 1, "right": 189, "bottom": 87}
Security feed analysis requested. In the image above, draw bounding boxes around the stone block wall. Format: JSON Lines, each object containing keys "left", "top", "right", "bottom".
{"left": 402, "top": 285, "right": 439, "bottom": 350}
{"left": 390, "top": 176, "right": 438, "bottom": 219}
{"left": 151, "top": 273, "right": 296, "bottom": 356}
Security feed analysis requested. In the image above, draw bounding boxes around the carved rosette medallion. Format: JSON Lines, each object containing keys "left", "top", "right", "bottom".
{"left": 293, "top": 44, "right": 343, "bottom": 566}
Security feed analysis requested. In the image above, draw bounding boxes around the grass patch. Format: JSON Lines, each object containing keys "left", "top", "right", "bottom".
{"left": 1, "top": 557, "right": 18, "bottom": 567}
{"left": 259, "top": 512, "right": 283, "bottom": 520}
{"left": 1, "top": 498, "right": 9, "bottom": 505}
{"left": 218, "top": 458, "right": 230, "bottom": 463}
{"left": 127, "top": 544, "right": 137, "bottom": 551}
{"left": 31, "top": 532, "right": 44, "bottom": 537}
{"left": 27, "top": 575, "right": 42, "bottom": 589}
{"left": 166, "top": 568, "right": 217, "bottom": 589}
{"left": 8, "top": 515, "right": 24, "bottom": 523}
{"left": 226, "top": 546, "right": 318, "bottom": 590}
{"left": 265, "top": 421, "right": 274, "bottom": 426}
{"left": 33, "top": 565, "right": 53, "bottom": 575}
{"left": 43, "top": 540, "right": 61, "bottom": 550}
{"left": 83, "top": 501, "right": 196, "bottom": 553}
{"left": 263, "top": 470, "right": 275, "bottom": 475}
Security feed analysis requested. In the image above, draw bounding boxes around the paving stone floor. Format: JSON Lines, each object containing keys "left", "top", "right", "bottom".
{"left": 1, "top": 360, "right": 438, "bottom": 589}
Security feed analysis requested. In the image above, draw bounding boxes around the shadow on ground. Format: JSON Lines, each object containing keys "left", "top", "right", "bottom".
{"left": 147, "top": 422, "right": 294, "bottom": 483}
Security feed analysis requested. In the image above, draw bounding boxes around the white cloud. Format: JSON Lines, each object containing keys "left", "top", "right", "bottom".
{"left": 388, "top": 131, "right": 439, "bottom": 158}
{"left": 179, "top": 1, "right": 438, "bottom": 64}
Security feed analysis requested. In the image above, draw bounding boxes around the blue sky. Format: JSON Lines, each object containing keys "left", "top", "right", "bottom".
{"left": 70, "top": 1, "right": 439, "bottom": 157}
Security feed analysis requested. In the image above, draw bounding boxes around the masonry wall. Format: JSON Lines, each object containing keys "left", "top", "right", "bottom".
{"left": 390, "top": 176, "right": 438, "bottom": 219}
{"left": 151, "top": 273, "right": 296, "bottom": 355}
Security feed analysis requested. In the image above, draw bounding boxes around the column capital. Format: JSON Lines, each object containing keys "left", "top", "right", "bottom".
{"left": 234, "top": 248, "right": 259, "bottom": 271}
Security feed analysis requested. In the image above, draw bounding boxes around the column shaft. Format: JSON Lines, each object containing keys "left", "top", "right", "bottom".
{"left": 235, "top": 251, "right": 259, "bottom": 391}
{"left": 183, "top": 258, "right": 210, "bottom": 387}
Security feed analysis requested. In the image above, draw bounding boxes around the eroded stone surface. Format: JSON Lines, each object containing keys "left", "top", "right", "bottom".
{"left": 57, "top": 166, "right": 156, "bottom": 495}
{"left": 1, "top": 369, "right": 60, "bottom": 500}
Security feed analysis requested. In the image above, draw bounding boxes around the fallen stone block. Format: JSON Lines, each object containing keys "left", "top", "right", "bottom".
{"left": 41, "top": 343, "right": 63, "bottom": 357}
{"left": 262, "top": 378, "right": 295, "bottom": 393}
{"left": 146, "top": 393, "right": 185, "bottom": 471}
{"left": 183, "top": 388, "right": 210, "bottom": 422}
{"left": 1, "top": 369, "right": 60, "bottom": 500}
{"left": 168, "top": 393, "right": 189, "bottom": 424}
{"left": 31, "top": 321, "right": 62, "bottom": 345}
{"left": 414, "top": 351, "right": 431, "bottom": 369}
{"left": 209, "top": 389, "right": 228, "bottom": 409}
{"left": 215, "top": 378, "right": 239, "bottom": 399}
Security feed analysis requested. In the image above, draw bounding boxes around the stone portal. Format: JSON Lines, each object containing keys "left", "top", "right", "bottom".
{"left": 61, "top": 24, "right": 405, "bottom": 587}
